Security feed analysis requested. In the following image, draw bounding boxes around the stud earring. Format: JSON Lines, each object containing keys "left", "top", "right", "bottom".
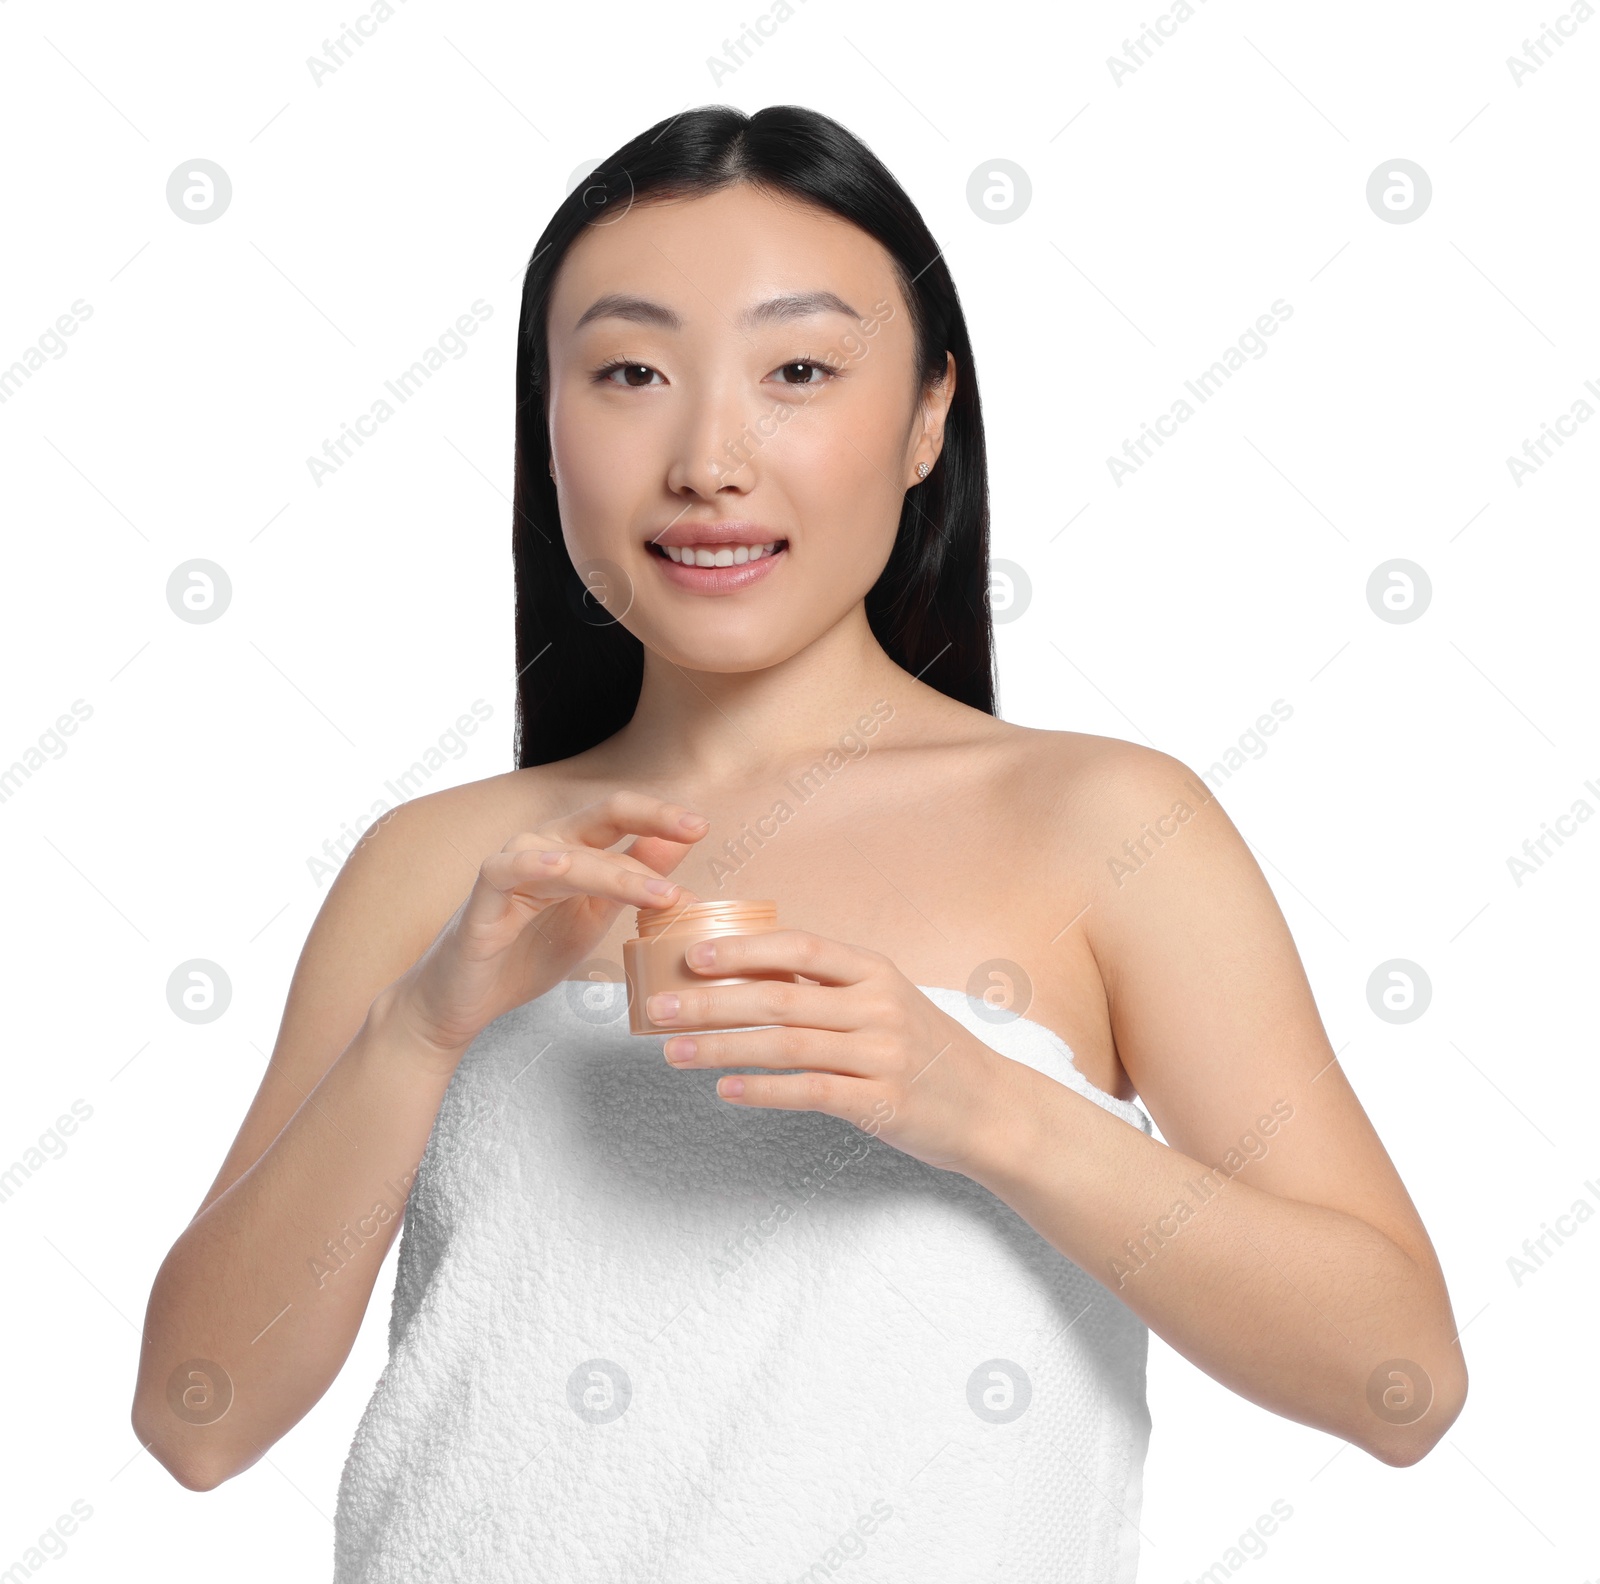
{"left": 916, "top": 461, "right": 930, "bottom": 479}
{"left": 548, "top": 458, "right": 556, "bottom": 479}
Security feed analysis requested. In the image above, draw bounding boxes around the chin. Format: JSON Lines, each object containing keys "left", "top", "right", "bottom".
{"left": 641, "top": 620, "right": 796, "bottom": 673}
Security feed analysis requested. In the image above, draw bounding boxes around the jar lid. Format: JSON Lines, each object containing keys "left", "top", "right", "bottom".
{"left": 633, "top": 898, "right": 777, "bottom": 938}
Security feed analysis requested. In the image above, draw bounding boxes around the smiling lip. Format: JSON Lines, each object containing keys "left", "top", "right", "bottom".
{"left": 645, "top": 523, "right": 789, "bottom": 596}
{"left": 648, "top": 541, "right": 787, "bottom": 595}
{"left": 649, "top": 521, "right": 785, "bottom": 548}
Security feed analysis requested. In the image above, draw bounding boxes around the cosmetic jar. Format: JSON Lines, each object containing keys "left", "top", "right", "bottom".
{"left": 623, "top": 898, "right": 797, "bottom": 1036}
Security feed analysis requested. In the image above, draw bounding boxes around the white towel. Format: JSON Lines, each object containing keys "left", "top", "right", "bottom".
{"left": 332, "top": 981, "right": 1155, "bottom": 1583}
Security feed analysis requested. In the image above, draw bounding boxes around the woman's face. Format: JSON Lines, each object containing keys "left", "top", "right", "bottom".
{"left": 544, "top": 182, "right": 952, "bottom": 672}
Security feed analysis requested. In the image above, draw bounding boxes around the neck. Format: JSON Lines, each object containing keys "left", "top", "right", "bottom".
{"left": 597, "top": 604, "right": 919, "bottom": 786}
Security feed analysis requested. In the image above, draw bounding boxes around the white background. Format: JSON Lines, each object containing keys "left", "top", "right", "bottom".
{"left": 1, "top": 1, "right": 1594, "bottom": 1579}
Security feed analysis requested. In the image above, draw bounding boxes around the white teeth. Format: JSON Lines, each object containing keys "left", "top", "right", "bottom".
{"left": 662, "top": 542, "right": 781, "bottom": 566}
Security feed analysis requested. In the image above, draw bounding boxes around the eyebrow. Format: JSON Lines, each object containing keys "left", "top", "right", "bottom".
{"left": 572, "top": 290, "right": 862, "bottom": 333}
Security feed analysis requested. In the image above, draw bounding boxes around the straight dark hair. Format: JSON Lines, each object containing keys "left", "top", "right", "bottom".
{"left": 511, "top": 103, "right": 995, "bottom": 769}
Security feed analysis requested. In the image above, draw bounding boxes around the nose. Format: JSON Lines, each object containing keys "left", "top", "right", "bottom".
{"left": 664, "top": 373, "right": 759, "bottom": 501}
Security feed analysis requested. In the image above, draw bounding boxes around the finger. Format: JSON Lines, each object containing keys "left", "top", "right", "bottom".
{"left": 643, "top": 976, "right": 866, "bottom": 1036}
{"left": 713, "top": 1070, "right": 886, "bottom": 1123}
{"left": 545, "top": 790, "right": 710, "bottom": 852}
{"left": 500, "top": 830, "right": 701, "bottom": 901}
{"left": 678, "top": 929, "right": 872, "bottom": 988}
{"left": 663, "top": 1024, "right": 879, "bottom": 1078}
{"left": 619, "top": 830, "right": 703, "bottom": 887}
{"left": 478, "top": 845, "right": 693, "bottom": 917}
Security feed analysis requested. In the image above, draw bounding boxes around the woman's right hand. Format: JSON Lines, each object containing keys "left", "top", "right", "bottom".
{"left": 378, "top": 791, "right": 710, "bottom": 1064}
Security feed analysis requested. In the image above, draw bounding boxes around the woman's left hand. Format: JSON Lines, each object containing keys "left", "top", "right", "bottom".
{"left": 645, "top": 929, "right": 1025, "bottom": 1177}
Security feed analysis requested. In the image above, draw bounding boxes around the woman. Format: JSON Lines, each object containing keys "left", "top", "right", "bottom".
{"left": 133, "top": 104, "right": 1468, "bottom": 1581}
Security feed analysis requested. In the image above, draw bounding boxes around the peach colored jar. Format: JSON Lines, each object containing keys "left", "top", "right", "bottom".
{"left": 623, "top": 898, "right": 797, "bottom": 1036}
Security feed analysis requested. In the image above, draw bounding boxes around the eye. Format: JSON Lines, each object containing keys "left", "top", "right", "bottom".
{"left": 770, "top": 358, "right": 842, "bottom": 387}
{"left": 593, "top": 360, "right": 664, "bottom": 388}
{"left": 591, "top": 355, "right": 844, "bottom": 389}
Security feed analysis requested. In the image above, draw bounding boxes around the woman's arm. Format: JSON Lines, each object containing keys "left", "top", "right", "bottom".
{"left": 963, "top": 745, "right": 1469, "bottom": 1466}
{"left": 130, "top": 795, "right": 482, "bottom": 1490}
{"left": 132, "top": 782, "right": 708, "bottom": 1490}
{"left": 133, "top": 989, "right": 460, "bottom": 1489}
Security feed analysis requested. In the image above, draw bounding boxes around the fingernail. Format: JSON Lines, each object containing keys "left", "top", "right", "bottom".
{"left": 644, "top": 877, "right": 677, "bottom": 894}
{"left": 679, "top": 812, "right": 710, "bottom": 830}
{"left": 538, "top": 851, "right": 565, "bottom": 865}
{"left": 686, "top": 940, "right": 715, "bottom": 967}
{"left": 647, "top": 993, "right": 679, "bottom": 1021}
{"left": 665, "top": 1037, "right": 697, "bottom": 1064}
{"left": 719, "top": 1077, "right": 745, "bottom": 1099}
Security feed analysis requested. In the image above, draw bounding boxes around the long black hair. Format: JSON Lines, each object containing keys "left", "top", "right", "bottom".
{"left": 511, "top": 103, "right": 995, "bottom": 769}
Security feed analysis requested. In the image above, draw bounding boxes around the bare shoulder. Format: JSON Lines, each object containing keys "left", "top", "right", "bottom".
{"left": 976, "top": 723, "right": 1259, "bottom": 959}
{"left": 302, "top": 764, "right": 578, "bottom": 978}
{"left": 1001, "top": 722, "right": 1195, "bottom": 791}
{"left": 990, "top": 725, "right": 1268, "bottom": 990}
{"left": 190, "top": 763, "right": 573, "bottom": 1217}
{"left": 1006, "top": 727, "right": 1446, "bottom": 1273}
{"left": 973, "top": 721, "right": 1215, "bottom": 839}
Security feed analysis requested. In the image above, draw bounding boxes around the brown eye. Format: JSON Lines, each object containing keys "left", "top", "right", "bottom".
{"left": 596, "top": 362, "right": 662, "bottom": 387}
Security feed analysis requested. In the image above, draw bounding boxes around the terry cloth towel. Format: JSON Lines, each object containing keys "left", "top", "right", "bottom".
{"left": 333, "top": 980, "right": 1156, "bottom": 1583}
